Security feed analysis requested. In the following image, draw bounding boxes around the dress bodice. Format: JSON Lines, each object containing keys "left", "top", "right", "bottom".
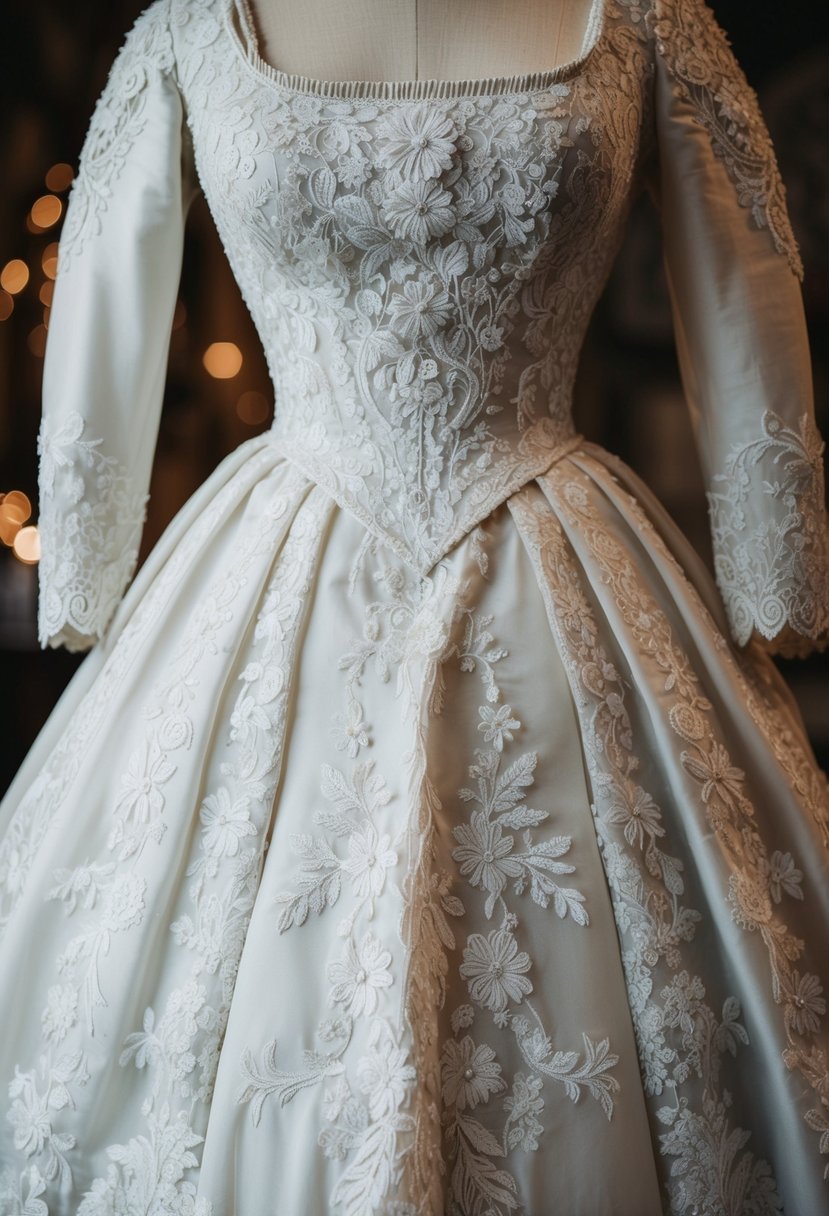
{"left": 169, "top": 0, "right": 647, "bottom": 573}
{"left": 37, "top": 0, "right": 827, "bottom": 658}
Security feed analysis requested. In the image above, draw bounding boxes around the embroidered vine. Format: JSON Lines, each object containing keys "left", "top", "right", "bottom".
{"left": 648, "top": 0, "right": 803, "bottom": 278}
{"left": 36, "top": 411, "right": 148, "bottom": 651}
{"left": 4, "top": 464, "right": 325, "bottom": 1211}
{"left": 57, "top": 0, "right": 176, "bottom": 272}
{"left": 2, "top": 0, "right": 827, "bottom": 1209}
{"left": 170, "top": 0, "right": 656, "bottom": 576}
{"left": 707, "top": 409, "right": 829, "bottom": 649}
{"left": 509, "top": 458, "right": 828, "bottom": 1205}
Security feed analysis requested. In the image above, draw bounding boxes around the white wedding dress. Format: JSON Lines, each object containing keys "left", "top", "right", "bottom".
{"left": 1, "top": 0, "right": 829, "bottom": 1212}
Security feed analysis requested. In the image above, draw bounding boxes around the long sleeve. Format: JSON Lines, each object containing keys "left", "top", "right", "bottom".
{"left": 643, "top": 0, "right": 829, "bottom": 656}
{"left": 36, "top": 0, "right": 196, "bottom": 651}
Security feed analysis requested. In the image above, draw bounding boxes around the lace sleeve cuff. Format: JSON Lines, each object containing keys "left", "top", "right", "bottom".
{"left": 707, "top": 410, "right": 829, "bottom": 653}
{"left": 36, "top": 412, "right": 149, "bottom": 652}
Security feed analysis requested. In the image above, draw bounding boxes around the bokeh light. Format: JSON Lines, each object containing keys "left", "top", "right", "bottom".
{"left": 3, "top": 491, "right": 31, "bottom": 521}
{"left": 203, "top": 341, "right": 243, "bottom": 379}
{"left": 30, "top": 195, "right": 63, "bottom": 230}
{"left": 0, "top": 492, "right": 32, "bottom": 547}
{"left": 0, "top": 292, "right": 12, "bottom": 322}
{"left": 13, "top": 526, "right": 40, "bottom": 565}
{"left": 236, "top": 390, "right": 271, "bottom": 426}
{"left": 45, "top": 163, "right": 74, "bottom": 192}
{"left": 27, "top": 325, "right": 48, "bottom": 358}
{"left": 1, "top": 260, "right": 29, "bottom": 295}
{"left": 41, "top": 243, "right": 59, "bottom": 280}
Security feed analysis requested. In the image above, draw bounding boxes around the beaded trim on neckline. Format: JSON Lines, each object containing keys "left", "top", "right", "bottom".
{"left": 227, "top": 0, "right": 608, "bottom": 101}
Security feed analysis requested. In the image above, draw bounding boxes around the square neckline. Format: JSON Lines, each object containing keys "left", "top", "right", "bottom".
{"left": 226, "top": 0, "right": 609, "bottom": 102}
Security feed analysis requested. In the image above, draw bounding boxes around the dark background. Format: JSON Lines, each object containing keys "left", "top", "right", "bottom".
{"left": 1, "top": 0, "right": 828, "bottom": 796}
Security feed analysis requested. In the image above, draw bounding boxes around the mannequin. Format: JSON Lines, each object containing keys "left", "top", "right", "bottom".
{"left": 242, "top": 0, "right": 596, "bottom": 84}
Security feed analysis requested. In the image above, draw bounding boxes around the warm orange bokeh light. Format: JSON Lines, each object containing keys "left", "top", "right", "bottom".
{"left": 2, "top": 491, "right": 32, "bottom": 523}
{"left": 39, "top": 280, "right": 54, "bottom": 307}
{"left": 13, "top": 525, "right": 41, "bottom": 564}
{"left": 1, "top": 260, "right": 29, "bottom": 295}
{"left": 0, "top": 493, "right": 31, "bottom": 547}
{"left": 203, "top": 341, "right": 243, "bottom": 379}
{"left": 30, "top": 195, "right": 63, "bottom": 230}
{"left": 236, "top": 391, "right": 271, "bottom": 426}
{"left": 45, "top": 163, "right": 74, "bottom": 192}
{"left": 27, "top": 325, "right": 48, "bottom": 358}
{"left": 42, "top": 243, "right": 59, "bottom": 280}
{"left": 0, "top": 291, "right": 12, "bottom": 322}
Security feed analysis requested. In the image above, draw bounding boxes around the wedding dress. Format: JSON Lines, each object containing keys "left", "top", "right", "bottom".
{"left": 1, "top": 0, "right": 828, "bottom": 1211}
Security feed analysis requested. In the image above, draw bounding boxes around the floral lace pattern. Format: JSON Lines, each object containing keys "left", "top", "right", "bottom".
{"left": 2, "top": 462, "right": 328, "bottom": 1211}
{"left": 36, "top": 411, "right": 149, "bottom": 651}
{"left": 509, "top": 456, "right": 829, "bottom": 1203}
{"left": 57, "top": 1, "right": 176, "bottom": 272}
{"left": 4, "top": 0, "right": 829, "bottom": 1208}
{"left": 648, "top": 0, "right": 803, "bottom": 279}
{"left": 707, "top": 409, "right": 829, "bottom": 650}
{"left": 171, "top": 0, "right": 651, "bottom": 577}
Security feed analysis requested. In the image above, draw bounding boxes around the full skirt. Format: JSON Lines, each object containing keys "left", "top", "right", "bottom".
{"left": 1, "top": 432, "right": 828, "bottom": 1216}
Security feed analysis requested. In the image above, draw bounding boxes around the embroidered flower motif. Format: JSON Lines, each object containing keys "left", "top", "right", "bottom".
{"left": 764, "top": 851, "right": 804, "bottom": 904}
{"left": 393, "top": 372, "right": 446, "bottom": 421}
{"left": 388, "top": 279, "right": 453, "bottom": 341}
{"left": 479, "top": 323, "right": 505, "bottom": 352}
{"left": 342, "top": 823, "right": 397, "bottom": 904}
{"left": 229, "top": 690, "right": 273, "bottom": 749}
{"left": 382, "top": 179, "right": 456, "bottom": 243}
{"left": 0, "top": 1165, "right": 48, "bottom": 1216}
{"left": 6, "top": 1078, "right": 52, "bottom": 1159}
{"left": 605, "top": 780, "right": 664, "bottom": 849}
{"left": 652, "top": 0, "right": 803, "bottom": 277}
{"left": 440, "top": 1035, "right": 505, "bottom": 1110}
{"left": 661, "top": 970, "right": 706, "bottom": 1034}
{"left": 327, "top": 932, "right": 393, "bottom": 1016}
{"left": 681, "top": 742, "right": 746, "bottom": 808}
{"left": 114, "top": 743, "right": 176, "bottom": 825}
{"left": 476, "top": 703, "right": 521, "bottom": 752}
{"left": 503, "top": 1071, "right": 545, "bottom": 1152}
{"left": 452, "top": 810, "right": 520, "bottom": 905}
{"left": 329, "top": 695, "right": 371, "bottom": 758}
{"left": 376, "top": 104, "right": 457, "bottom": 180}
{"left": 102, "top": 873, "right": 146, "bottom": 933}
{"left": 199, "top": 788, "right": 256, "bottom": 857}
{"left": 786, "top": 973, "right": 826, "bottom": 1037}
{"left": 161, "top": 980, "right": 210, "bottom": 1056}
{"left": 37, "top": 412, "right": 98, "bottom": 499}
{"left": 2, "top": 848, "right": 27, "bottom": 899}
{"left": 41, "top": 985, "right": 79, "bottom": 1045}
{"left": 707, "top": 410, "right": 828, "bottom": 647}
{"left": 406, "top": 604, "right": 450, "bottom": 660}
{"left": 450, "top": 1004, "right": 476, "bottom": 1033}
{"left": 459, "top": 927, "right": 533, "bottom": 1014}
{"left": 357, "top": 1019, "right": 416, "bottom": 1120}
{"left": 733, "top": 871, "right": 776, "bottom": 928}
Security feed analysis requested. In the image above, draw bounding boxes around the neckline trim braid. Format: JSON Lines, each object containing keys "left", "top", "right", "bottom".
{"left": 228, "top": 0, "right": 608, "bottom": 100}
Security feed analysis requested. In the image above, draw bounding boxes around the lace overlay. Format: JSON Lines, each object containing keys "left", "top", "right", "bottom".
{"left": 171, "top": 0, "right": 652, "bottom": 576}
{"left": 648, "top": 0, "right": 803, "bottom": 279}
{"left": 57, "top": 0, "right": 176, "bottom": 273}
{"left": 4, "top": 0, "right": 828, "bottom": 1209}
{"left": 36, "top": 411, "right": 148, "bottom": 651}
{"left": 509, "top": 461, "right": 829, "bottom": 1203}
{"left": 708, "top": 410, "right": 829, "bottom": 651}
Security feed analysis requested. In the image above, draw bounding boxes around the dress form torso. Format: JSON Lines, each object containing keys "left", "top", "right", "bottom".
{"left": 244, "top": 0, "right": 594, "bottom": 83}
